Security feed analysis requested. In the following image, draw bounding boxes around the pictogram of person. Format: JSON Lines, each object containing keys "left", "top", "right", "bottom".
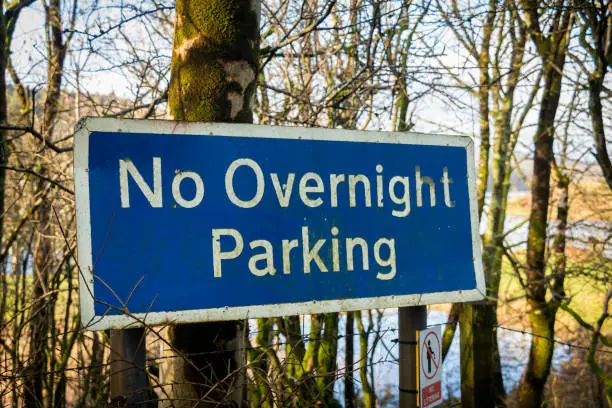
{"left": 426, "top": 339, "right": 436, "bottom": 374}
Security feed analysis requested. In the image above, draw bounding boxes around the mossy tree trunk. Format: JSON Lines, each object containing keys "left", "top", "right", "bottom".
{"left": 470, "top": 5, "right": 530, "bottom": 404}
{"left": 574, "top": 5, "right": 612, "bottom": 399}
{"left": 517, "top": 2, "right": 574, "bottom": 406}
{"left": 437, "top": 2, "right": 513, "bottom": 406}
{"left": 437, "top": 3, "right": 536, "bottom": 406}
{"left": 248, "top": 318, "right": 273, "bottom": 408}
{"left": 278, "top": 315, "right": 306, "bottom": 380}
{"left": 162, "top": 1, "right": 259, "bottom": 406}
{"left": 299, "top": 314, "right": 323, "bottom": 402}
{"left": 344, "top": 312, "right": 355, "bottom": 408}
{"left": 577, "top": 1, "right": 612, "bottom": 191}
{"left": 436, "top": 2, "right": 496, "bottom": 384}
{"left": 316, "top": 313, "right": 339, "bottom": 405}
{"left": 273, "top": 315, "right": 321, "bottom": 406}
{"left": 455, "top": 4, "right": 498, "bottom": 406}
{"left": 0, "top": 1, "right": 11, "bottom": 403}
{"left": 355, "top": 311, "right": 376, "bottom": 408}
{"left": 589, "top": 65, "right": 612, "bottom": 191}
{"left": 441, "top": 305, "right": 459, "bottom": 361}
{"left": 0, "top": 3, "right": 8, "bottom": 257}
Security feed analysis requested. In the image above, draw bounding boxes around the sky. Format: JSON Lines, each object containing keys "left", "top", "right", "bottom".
{"left": 8, "top": 0, "right": 608, "bottom": 166}
{"left": 12, "top": 1, "right": 172, "bottom": 99}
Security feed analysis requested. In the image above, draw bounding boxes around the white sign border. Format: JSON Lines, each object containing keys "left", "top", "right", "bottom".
{"left": 74, "top": 118, "right": 485, "bottom": 330}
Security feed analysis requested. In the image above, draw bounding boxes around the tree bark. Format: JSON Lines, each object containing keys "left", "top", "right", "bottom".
{"left": 580, "top": 1, "right": 612, "bottom": 191}
{"left": 25, "top": 197, "right": 53, "bottom": 408}
{"left": 162, "top": 1, "right": 259, "bottom": 405}
{"left": 344, "top": 312, "right": 355, "bottom": 408}
{"left": 588, "top": 71, "right": 612, "bottom": 191}
{"left": 459, "top": 304, "right": 500, "bottom": 408}
{"left": 317, "top": 313, "right": 339, "bottom": 405}
{"left": 355, "top": 311, "right": 376, "bottom": 408}
{"left": 458, "top": 3, "right": 529, "bottom": 406}
{"left": 518, "top": 64, "right": 564, "bottom": 408}
{"left": 299, "top": 314, "right": 323, "bottom": 401}
{"left": 441, "top": 305, "right": 458, "bottom": 361}
{"left": 517, "top": 2, "right": 573, "bottom": 404}
{"left": 0, "top": 2, "right": 8, "bottom": 257}
{"left": 248, "top": 318, "right": 272, "bottom": 408}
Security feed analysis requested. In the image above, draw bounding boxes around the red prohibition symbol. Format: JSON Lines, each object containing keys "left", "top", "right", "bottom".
{"left": 421, "top": 331, "right": 441, "bottom": 380}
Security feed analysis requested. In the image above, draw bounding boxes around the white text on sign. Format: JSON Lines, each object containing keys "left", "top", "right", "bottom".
{"left": 118, "top": 157, "right": 457, "bottom": 281}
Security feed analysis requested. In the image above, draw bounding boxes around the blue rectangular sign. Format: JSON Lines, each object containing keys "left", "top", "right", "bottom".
{"left": 74, "top": 118, "right": 484, "bottom": 329}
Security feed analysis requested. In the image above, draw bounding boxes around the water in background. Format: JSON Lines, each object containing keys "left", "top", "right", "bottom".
{"left": 250, "top": 309, "right": 571, "bottom": 407}
{"left": 250, "top": 309, "right": 572, "bottom": 406}
{"left": 330, "top": 309, "right": 572, "bottom": 406}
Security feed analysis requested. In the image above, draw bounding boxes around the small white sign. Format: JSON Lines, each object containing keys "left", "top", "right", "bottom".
{"left": 419, "top": 326, "right": 443, "bottom": 408}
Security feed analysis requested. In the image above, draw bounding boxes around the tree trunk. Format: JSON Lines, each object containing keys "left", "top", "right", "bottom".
{"left": 441, "top": 304, "right": 458, "bottom": 361}
{"left": 355, "top": 311, "right": 376, "bottom": 408}
{"left": 459, "top": 304, "right": 500, "bottom": 408}
{"left": 344, "top": 312, "right": 355, "bottom": 408}
{"left": 316, "top": 313, "right": 339, "bottom": 405}
{"left": 0, "top": 3, "right": 8, "bottom": 253}
{"left": 475, "top": 0, "right": 494, "bottom": 218}
{"left": 439, "top": 4, "right": 501, "bottom": 405}
{"left": 300, "top": 314, "right": 323, "bottom": 402}
{"left": 79, "top": 332, "right": 107, "bottom": 407}
{"left": 25, "top": 201, "right": 53, "bottom": 408}
{"left": 168, "top": 0, "right": 259, "bottom": 124}
{"left": 279, "top": 315, "right": 306, "bottom": 380}
{"left": 518, "top": 306, "right": 556, "bottom": 407}
{"left": 248, "top": 318, "right": 272, "bottom": 408}
{"left": 163, "top": 3, "right": 259, "bottom": 405}
{"left": 518, "top": 39, "right": 571, "bottom": 408}
{"left": 0, "top": 19, "right": 13, "bottom": 386}
{"left": 459, "top": 3, "right": 522, "bottom": 406}
{"left": 588, "top": 69, "right": 612, "bottom": 191}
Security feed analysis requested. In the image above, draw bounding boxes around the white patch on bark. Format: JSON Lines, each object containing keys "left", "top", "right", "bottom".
{"left": 223, "top": 60, "right": 256, "bottom": 119}
{"left": 174, "top": 36, "right": 203, "bottom": 60}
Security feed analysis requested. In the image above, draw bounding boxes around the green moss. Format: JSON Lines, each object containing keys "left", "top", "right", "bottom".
{"left": 185, "top": 0, "right": 237, "bottom": 46}
{"left": 175, "top": 0, "right": 258, "bottom": 60}
{"left": 527, "top": 217, "right": 548, "bottom": 256}
{"left": 170, "top": 0, "right": 259, "bottom": 122}
{"left": 170, "top": 60, "right": 227, "bottom": 121}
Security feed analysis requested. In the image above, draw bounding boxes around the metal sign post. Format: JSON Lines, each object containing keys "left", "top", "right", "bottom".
{"left": 109, "top": 328, "right": 151, "bottom": 407}
{"left": 399, "top": 306, "right": 427, "bottom": 408}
